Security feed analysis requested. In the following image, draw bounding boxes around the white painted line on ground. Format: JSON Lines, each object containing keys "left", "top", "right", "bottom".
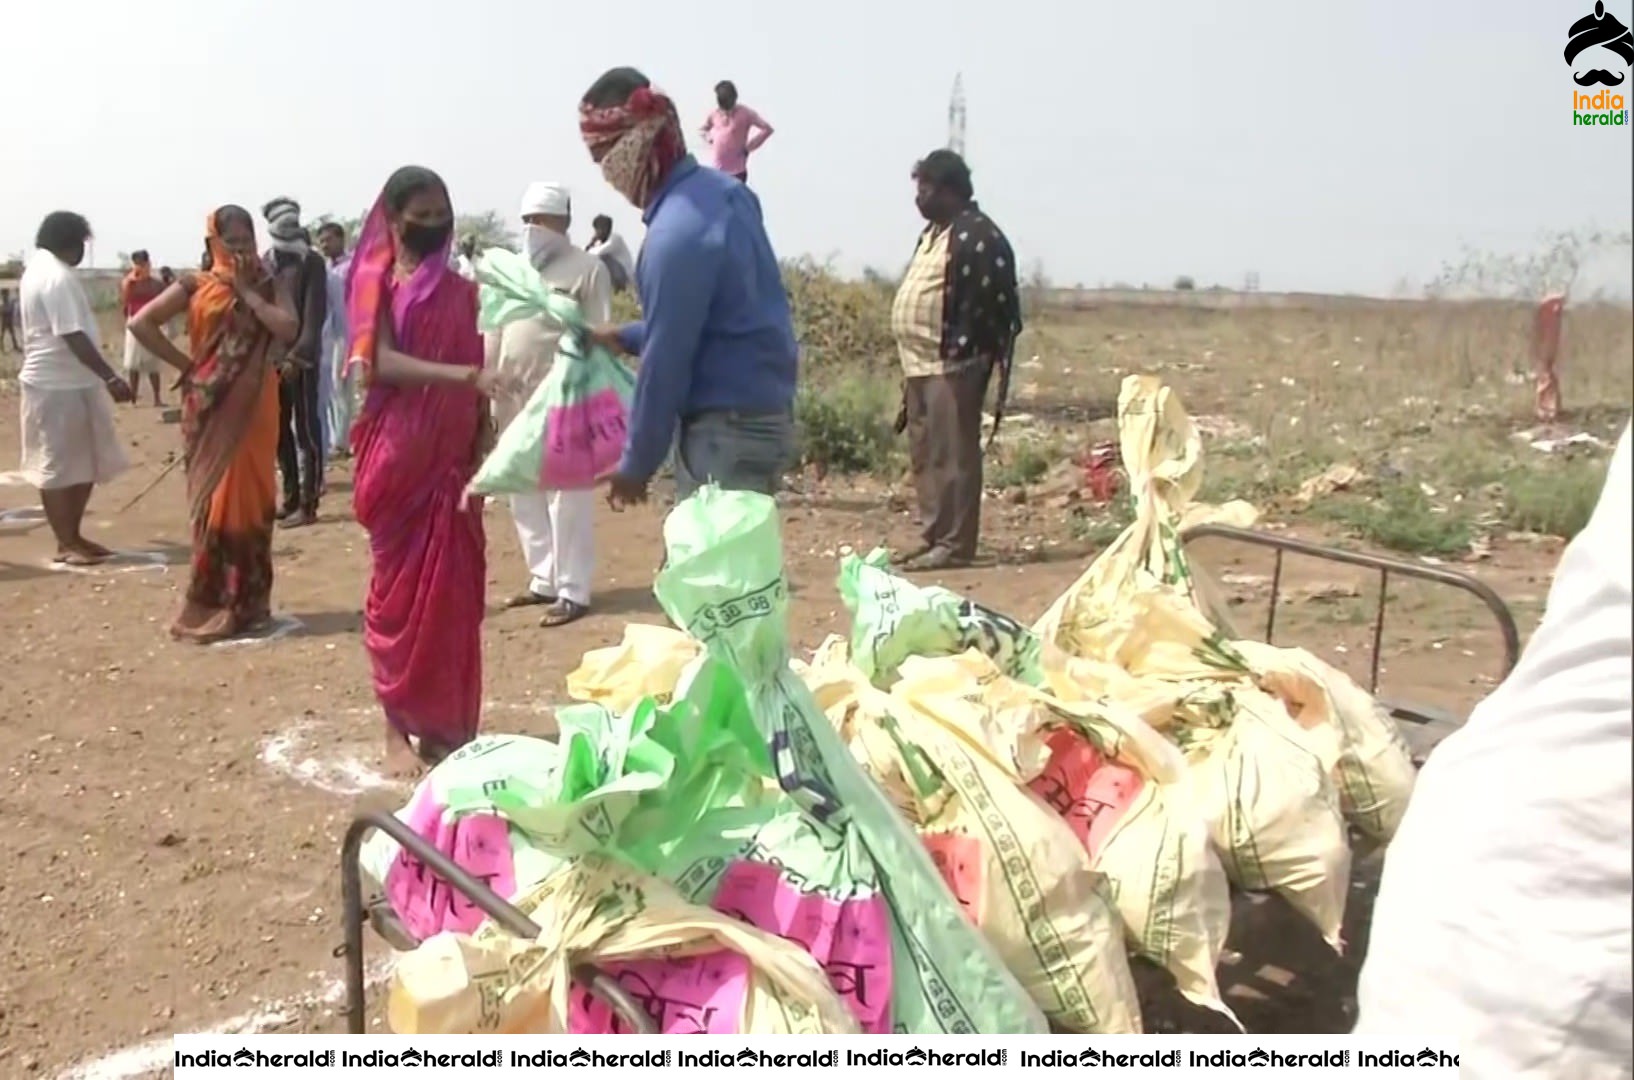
{"left": 53, "top": 958, "right": 396, "bottom": 1080}
{"left": 259, "top": 701, "right": 560, "bottom": 796}
{"left": 45, "top": 550, "right": 169, "bottom": 575}
{"left": 211, "top": 613, "right": 306, "bottom": 649}
{"left": 260, "top": 718, "right": 398, "bottom": 796}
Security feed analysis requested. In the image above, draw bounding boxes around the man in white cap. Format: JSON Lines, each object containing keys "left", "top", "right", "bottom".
{"left": 488, "top": 181, "right": 613, "bottom": 627}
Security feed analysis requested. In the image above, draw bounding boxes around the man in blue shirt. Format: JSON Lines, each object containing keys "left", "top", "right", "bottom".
{"left": 579, "top": 66, "right": 798, "bottom": 510}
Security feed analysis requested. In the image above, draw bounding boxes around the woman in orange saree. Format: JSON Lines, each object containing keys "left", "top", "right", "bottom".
{"left": 127, "top": 206, "right": 299, "bottom": 642}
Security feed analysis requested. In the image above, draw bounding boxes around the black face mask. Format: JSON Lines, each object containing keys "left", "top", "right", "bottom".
{"left": 400, "top": 220, "right": 453, "bottom": 257}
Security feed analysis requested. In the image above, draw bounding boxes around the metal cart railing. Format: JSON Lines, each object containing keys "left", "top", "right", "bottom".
{"left": 337, "top": 809, "right": 656, "bottom": 1034}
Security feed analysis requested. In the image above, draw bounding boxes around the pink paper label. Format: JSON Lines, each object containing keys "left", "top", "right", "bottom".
{"left": 711, "top": 859, "right": 893, "bottom": 1033}
{"left": 383, "top": 792, "right": 517, "bottom": 941}
{"left": 921, "top": 833, "right": 986, "bottom": 926}
{"left": 569, "top": 951, "right": 751, "bottom": 1033}
{"left": 540, "top": 389, "right": 628, "bottom": 490}
{"left": 1027, "top": 728, "right": 1144, "bottom": 859}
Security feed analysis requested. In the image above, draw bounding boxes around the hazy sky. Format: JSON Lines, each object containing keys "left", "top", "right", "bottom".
{"left": 3, "top": 0, "right": 1631, "bottom": 295}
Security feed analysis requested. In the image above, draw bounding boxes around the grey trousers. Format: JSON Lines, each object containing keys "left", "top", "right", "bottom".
{"left": 674, "top": 409, "right": 795, "bottom": 500}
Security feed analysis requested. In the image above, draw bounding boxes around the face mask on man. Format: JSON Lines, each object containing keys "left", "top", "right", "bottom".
{"left": 521, "top": 224, "right": 568, "bottom": 266}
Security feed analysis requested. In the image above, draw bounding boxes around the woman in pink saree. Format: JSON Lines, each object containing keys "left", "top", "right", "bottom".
{"left": 345, "top": 166, "right": 507, "bottom": 776}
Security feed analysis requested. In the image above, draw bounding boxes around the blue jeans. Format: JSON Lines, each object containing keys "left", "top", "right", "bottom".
{"left": 673, "top": 409, "right": 795, "bottom": 501}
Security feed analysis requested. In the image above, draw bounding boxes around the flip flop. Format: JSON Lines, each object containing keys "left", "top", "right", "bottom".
{"left": 503, "top": 590, "right": 557, "bottom": 609}
{"left": 540, "top": 599, "right": 589, "bottom": 628}
{"left": 52, "top": 551, "right": 108, "bottom": 567}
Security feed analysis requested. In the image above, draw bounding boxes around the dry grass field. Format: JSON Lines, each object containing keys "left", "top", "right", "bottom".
{"left": 0, "top": 286, "right": 1627, "bottom": 1074}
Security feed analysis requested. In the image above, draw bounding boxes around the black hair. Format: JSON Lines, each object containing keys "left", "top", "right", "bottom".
{"left": 582, "top": 66, "right": 649, "bottom": 109}
{"left": 715, "top": 80, "right": 738, "bottom": 99}
{"left": 912, "top": 149, "right": 974, "bottom": 201}
{"left": 131, "top": 249, "right": 150, "bottom": 263}
{"left": 592, "top": 214, "right": 612, "bottom": 230}
{"left": 382, "top": 165, "right": 449, "bottom": 216}
{"left": 316, "top": 221, "right": 346, "bottom": 241}
{"left": 35, "top": 211, "right": 92, "bottom": 255}
{"left": 202, "top": 204, "right": 254, "bottom": 270}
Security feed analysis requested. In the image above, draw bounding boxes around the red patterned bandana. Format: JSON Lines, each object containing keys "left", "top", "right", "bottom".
{"left": 579, "top": 86, "right": 687, "bottom": 209}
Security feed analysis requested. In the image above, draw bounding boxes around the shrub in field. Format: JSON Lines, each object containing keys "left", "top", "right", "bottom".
{"left": 782, "top": 257, "right": 897, "bottom": 376}
{"left": 1312, "top": 483, "right": 1475, "bottom": 557}
{"left": 1501, "top": 457, "right": 1608, "bottom": 539}
{"left": 795, "top": 373, "right": 901, "bottom": 475}
{"left": 988, "top": 440, "right": 1054, "bottom": 488}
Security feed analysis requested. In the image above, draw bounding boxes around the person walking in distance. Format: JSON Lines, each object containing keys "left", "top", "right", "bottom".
{"left": 490, "top": 181, "right": 612, "bottom": 628}
{"left": 262, "top": 198, "right": 328, "bottom": 528}
{"left": 579, "top": 67, "right": 798, "bottom": 510}
{"left": 890, "top": 150, "right": 1022, "bottom": 571}
{"left": 17, "top": 211, "right": 134, "bottom": 565}
{"left": 586, "top": 213, "right": 634, "bottom": 294}
{"left": 316, "top": 221, "right": 355, "bottom": 459}
{"left": 0, "top": 289, "right": 21, "bottom": 354}
{"left": 119, "top": 250, "right": 167, "bottom": 406}
{"left": 699, "top": 80, "right": 773, "bottom": 184}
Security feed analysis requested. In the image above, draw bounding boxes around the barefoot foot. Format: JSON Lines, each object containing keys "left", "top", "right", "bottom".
{"left": 383, "top": 727, "right": 425, "bottom": 780}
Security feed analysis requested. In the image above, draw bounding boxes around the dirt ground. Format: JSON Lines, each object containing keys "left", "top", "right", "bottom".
{"left": 0, "top": 379, "right": 1562, "bottom": 1075}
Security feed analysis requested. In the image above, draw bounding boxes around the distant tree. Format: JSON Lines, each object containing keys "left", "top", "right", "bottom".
{"left": 1433, "top": 228, "right": 1634, "bottom": 299}
{"left": 457, "top": 210, "right": 518, "bottom": 252}
{"left": 311, "top": 214, "right": 364, "bottom": 245}
{"left": 1173, "top": 275, "right": 1196, "bottom": 290}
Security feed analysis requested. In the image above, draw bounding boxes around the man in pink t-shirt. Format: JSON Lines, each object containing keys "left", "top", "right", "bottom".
{"left": 699, "top": 80, "right": 773, "bottom": 183}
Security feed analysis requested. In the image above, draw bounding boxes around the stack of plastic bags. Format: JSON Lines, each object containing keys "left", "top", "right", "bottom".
{"left": 361, "top": 371, "right": 1418, "bottom": 1037}
{"left": 363, "top": 487, "right": 1046, "bottom": 1036}
{"left": 825, "top": 375, "right": 1418, "bottom": 1015}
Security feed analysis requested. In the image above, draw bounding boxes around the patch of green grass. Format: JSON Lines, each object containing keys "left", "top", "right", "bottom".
{"left": 794, "top": 374, "right": 901, "bottom": 475}
{"left": 1069, "top": 497, "right": 1136, "bottom": 548}
{"left": 1310, "top": 482, "right": 1475, "bottom": 557}
{"left": 1500, "top": 457, "right": 1608, "bottom": 539}
{"left": 988, "top": 441, "right": 1055, "bottom": 489}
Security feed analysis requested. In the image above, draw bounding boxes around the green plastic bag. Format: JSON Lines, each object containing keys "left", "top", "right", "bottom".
{"left": 838, "top": 548, "right": 1045, "bottom": 687}
{"left": 656, "top": 486, "right": 1048, "bottom": 1034}
{"left": 470, "top": 248, "right": 636, "bottom": 494}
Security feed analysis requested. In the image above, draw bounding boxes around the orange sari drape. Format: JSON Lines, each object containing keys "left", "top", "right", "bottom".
{"left": 171, "top": 215, "right": 282, "bottom": 642}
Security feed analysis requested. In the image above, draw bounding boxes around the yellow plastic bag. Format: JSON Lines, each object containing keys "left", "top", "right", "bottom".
{"left": 565, "top": 624, "right": 700, "bottom": 712}
{"left": 809, "top": 647, "right": 1141, "bottom": 1033}
{"left": 389, "top": 852, "right": 859, "bottom": 1035}
{"left": 1034, "top": 375, "right": 1256, "bottom": 653}
{"left": 881, "top": 650, "right": 1235, "bottom": 1020}
{"left": 1032, "top": 375, "right": 1360, "bottom": 950}
{"left": 1232, "top": 640, "right": 1416, "bottom": 843}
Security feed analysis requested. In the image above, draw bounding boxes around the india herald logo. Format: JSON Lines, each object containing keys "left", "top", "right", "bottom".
{"left": 1566, "top": 2, "right": 1634, "bottom": 85}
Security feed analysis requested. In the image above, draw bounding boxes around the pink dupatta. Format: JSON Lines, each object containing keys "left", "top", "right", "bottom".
{"left": 345, "top": 188, "right": 487, "bottom": 749}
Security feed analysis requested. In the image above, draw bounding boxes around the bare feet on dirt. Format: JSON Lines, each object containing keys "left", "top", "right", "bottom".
{"left": 383, "top": 727, "right": 426, "bottom": 780}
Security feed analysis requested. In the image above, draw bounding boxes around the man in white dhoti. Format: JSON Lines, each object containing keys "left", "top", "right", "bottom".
{"left": 18, "top": 211, "right": 133, "bottom": 564}
{"left": 487, "top": 181, "right": 612, "bottom": 628}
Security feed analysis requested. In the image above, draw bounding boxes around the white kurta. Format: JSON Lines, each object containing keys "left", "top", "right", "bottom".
{"left": 485, "top": 240, "right": 613, "bottom": 607}
{"left": 1354, "top": 424, "right": 1632, "bottom": 1078}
